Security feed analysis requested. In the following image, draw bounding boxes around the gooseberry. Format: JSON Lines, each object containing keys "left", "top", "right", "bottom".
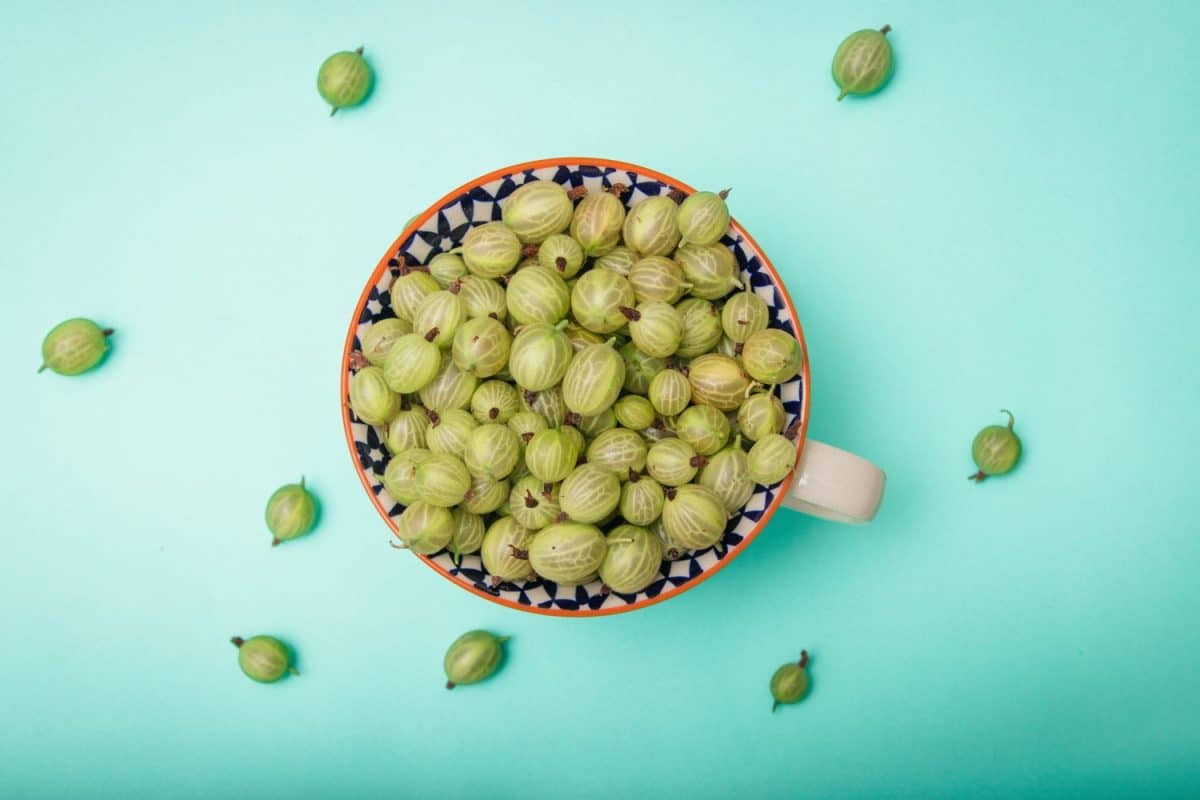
{"left": 832, "top": 25, "right": 893, "bottom": 100}
{"left": 622, "top": 195, "right": 681, "bottom": 256}
{"left": 38, "top": 318, "right": 113, "bottom": 376}
{"left": 317, "top": 46, "right": 372, "bottom": 115}
{"left": 462, "top": 222, "right": 521, "bottom": 278}
{"left": 969, "top": 410, "right": 1021, "bottom": 482}
{"left": 747, "top": 434, "right": 797, "bottom": 486}
{"left": 528, "top": 522, "right": 607, "bottom": 585}
{"left": 444, "top": 630, "right": 509, "bottom": 689}
{"left": 770, "top": 650, "right": 811, "bottom": 711}
{"left": 742, "top": 329, "right": 804, "bottom": 384}
{"left": 502, "top": 180, "right": 573, "bottom": 243}
{"left": 600, "top": 524, "right": 664, "bottom": 595}
{"left": 231, "top": 635, "right": 297, "bottom": 682}
{"left": 265, "top": 478, "right": 318, "bottom": 546}
{"left": 677, "top": 189, "right": 730, "bottom": 246}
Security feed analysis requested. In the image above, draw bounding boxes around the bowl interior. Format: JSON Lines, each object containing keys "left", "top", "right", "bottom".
{"left": 342, "top": 158, "right": 808, "bottom": 616}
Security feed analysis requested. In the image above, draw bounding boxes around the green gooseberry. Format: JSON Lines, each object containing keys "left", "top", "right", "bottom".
{"left": 524, "top": 428, "right": 581, "bottom": 483}
{"left": 414, "top": 290, "right": 466, "bottom": 350}
{"left": 462, "top": 473, "right": 510, "bottom": 515}
{"left": 348, "top": 365, "right": 402, "bottom": 426}
{"left": 623, "top": 195, "right": 681, "bottom": 256}
{"left": 569, "top": 409, "right": 613, "bottom": 439}
{"left": 508, "top": 410, "right": 548, "bottom": 446}
{"left": 413, "top": 453, "right": 471, "bottom": 507}
{"left": 770, "top": 650, "right": 811, "bottom": 711}
{"left": 509, "top": 475, "right": 561, "bottom": 531}
{"left": 449, "top": 275, "right": 508, "bottom": 320}
{"left": 506, "top": 265, "right": 570, "bottom": 325}
{"left": 418, "top": 355, "right": 478, "bottom": 412}
{"left": 463, "top": 423, "right": 521, "bottom": 480}
{"left": 661, "top": 484, "right": 727, "bottom": 550}
{"left": 560, "top": 423, "right": 586, "bottom": 456}
{"left": 614, "top": 395, "right": 656, "bottom": 430}
{"left": 426, "top": 408, "right": 478, "bottom": 459}
{"left": 676, "top": 404, "right": 731, "bottom": 456}
{"left": 569, "top": 190, "right": 626, "bottom": 257}
{"left": 381, "top": 448, "right": 431, "bottom": 505}
{"left": 265, "top": 478, "right": 318, "bottom": 546}
{"left": 562, "top": 339, "right": 626, "bottom": 417}
{"left": 593, "top": 245, "right": 638, "bottom": 277}
{"left": 383, "top": 333, "right": 442, "bottom": 394}
{"left": 428, "top": 252, "right": 468, "bottom": 289}
{"left": 648, "top": 368, "right": 691, "bottom": 416}
{"left": 481, "top": 517, "right": 536, "bottom": 583}
{"left": 451, "top": 316, "right": 512, "bottom": 379}
{"left": 537, "top": 233, "right": 585, "bottom": 278}
{"left": 231, "top": 635, "right": 297, "bottom": 683}
{"left": 620, "top": 302, "right": 683, "bottom": 359}
{"left": 585, "top": 428, "right": 648, "bottom": 478}
{"left": 559, "top": 464, "right": 621, "bottom": 523}
{"left": 699, "top": 437, "right": 755, "bottom": 514}
{"left": 317, "top": 46, "right": 372, "bottom": 115}
{"left": 646, "top": 438, "right": 706, "bottom": 487}
{"left": 619, "top": 471, "right": 665, "bottom": 527}
{"left": 675, "top": 243, "right": 741, "bottom": 301}
{"left": 652, "top": 516, "right": 689, "bottom": 561}
{"left": 390, "top": 269, "right": 440, "bottom": 322}
{"left": 969, "top": 410, "right": 1021, "bottom": 482}
{"left": 395, "top": 500, "right": 454, "bottom": 554}
{"left": 448, "top": 509, "right": 485, "bottom": 564}
{"left": 742, "top": 329, "right": 804, "bottom": 384}
{"left": 600, "top": 524, "right": 664, "bottom": 595}
{"left": 629, "top": 256, "right": 689, "bottom": 304}
{"left": 462, "top": 222, "right": 521, "bottom": 278}
{"left": 738, "top": 390, "right": 787, "bottom": 442}
{"left": 675, "top": 298, "right": 723, "bottom": 358}
{"left": 747, "top": 434, "right": 798, "bottom": 486}
{"left": 384, "top": 406, "right": 430, "bottom": 453}
{"left": 471, "top": 380, "right": 520, "bottom": 424}
{"left": 444, "top": 630, "right": 509, "bottom": 689}
{"left": 360, "top": 318, "right": 413, "bottom": 366}
{"left": 508, "top": 320, "right": 573, "bottom": 391}
{"left": 571, "top": 269, "right": 636, "bottom": 334}
{"left": 677, "top": 189, "right": 731, "bottom": 246}
{"left": 688, "top": 353, "right": 752, "bottom": 411}
{"left": 832, "top": 25, "right": 893, "bottom": 101}
{"left": 519, "top": 385, "right": 567, "bottom": 427}
{"left": 528, "top": 522, "right": 607, "bottom": 586}
{"left": 502, "top": 180, "right": 573, "bottom": 243}
{"left": 38, "top": 318, "right": 113, "bottom": 376}
{"left": 619, "top": 342, "right": 666, "bottom": 395}
{"left": 721, "top": 289, "right": 770, "bottom": 343}
{"left": 717, "top": 335, "right": 741, "bottom": 360}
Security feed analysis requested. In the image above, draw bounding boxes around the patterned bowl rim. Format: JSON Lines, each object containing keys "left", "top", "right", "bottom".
{"left": 340, "top": 156, "right": 811, "bottom": 617}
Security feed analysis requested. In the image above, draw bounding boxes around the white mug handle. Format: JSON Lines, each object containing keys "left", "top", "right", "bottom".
{"left": 780, "top": 440, "right": 886, "bottom": 524}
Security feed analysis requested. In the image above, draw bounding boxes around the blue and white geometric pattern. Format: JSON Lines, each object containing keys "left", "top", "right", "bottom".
{"left": 345, "top": 161, "right": 806, "bottom": 614}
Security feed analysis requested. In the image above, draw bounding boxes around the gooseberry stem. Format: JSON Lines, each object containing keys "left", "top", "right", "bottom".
{"left": 619, "top": 306, "right": 641, "bottom": 322}
{"left": 968, "top": 470, "right": 987, "bottom": 483}
{"left": 507, "top": 544, "right": 529, "bottom": 560}
{"left": 719, "top": 188, "right": 731, "bottom": 200}
{"left": 524, "top": 490, "right": 539, "bottom": 508}
{"left": 555, "top": 256, "right": 567, "bottom": 271}
{"left": 347, "top": 351, "right": 369, "bottom": 370}
{"left": 231, "top": 637, "right": 245, "bottom": 648}
{"left": 880, "top": 24, "right": 891, "bottom": 35}
{"left": 837, "top": 89, "right": 849, "bottom": 102}
{"left": 798, "top": 650, "right": 809, "bottom": 668}
{"left": 521, "top": 244, "right": 539, "bottom": 257}
{"left": 567, "top": 186, "right": 588, "bottom": 201}
{"left": 1000, "top": 409, "right": 1015, "bottom": 430}
{"left": 102, "top": 328, "right": 114, "bottom": 337}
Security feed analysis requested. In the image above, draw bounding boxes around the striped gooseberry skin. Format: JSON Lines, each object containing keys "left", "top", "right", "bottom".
{"left": 383, "top": 333, "right": 442, "bottom": 393}
{"left": 675, "top": 404, "right": 732, "bottom": 456}
{"left": 462, "top": 222, "right": 521, "bottom": 278}
{"left": 396, "top": 501, "right": 454, "bottom": 555}
{"left": 385, "top": 407, "right": 430, "bottom": 453}
{"left": 559, "top": 464, "right": 621, "bottom": 523}
{"left": 738, "top": 391, "right": 787, "bottom": 441}
{"left": 361, "top": 318, "right": 413, "bottom": 366}
{"left": 481, "top": 517, "right": 536, "bottom": 583}
{"left": 509, "top": 475, "right": 561, "bottom": 531}
{"left": 390, "top": 270, "right": 440, "bottom": 321}
{"left": 414, "top": 290, "right": 466, "bottom": 349}
{"left": 623, "top": 195, "right": 681, "bottom": 256}
{"left": 573, "top": 409, "right": 614, "bottom": 438}
{"left": 571, "top": 269, "right": 637, "bottom": 334}
{"left": 699, "top": 439, "right": 755, "bottom": 513}
{"left": 451, "top": 316, "right": 511, "bottom": 378}
{"left": 594, "top": 245, "right": 638, "bottom": 277}
{"left": 661, "top": 484, "right": 728, "bottom": 550}
{"left": 688, "top": 353, "right": 752, "bottom": 411}
{"left": 471, "top": 380, "right": 521, "bottom": 424}
{"left": 675, "top": 243, "right": 741, "bottom": 301}
{"left": 601, "top": 524, "right": 665, "bottom": 594}
{"left": 833, "top": 26, "right": 893, "bottom": 100}
{"left": 426, "top": 408, "right": 478, "bottom": 458}
{"left": 569, "top": 191, "right": 626, "bottom": 257}
{"left": 620, "top": 342, "right": 666, "bottom": 395}
{"left": 501, "top": 180, "right": 573, "bottom": 243}
{"left": 648, "top": 368, "right": 691, "bottom": 416}
{"left": 619, "top": 471, "right": 665, "bottom": 526}
{"left": 651, "top": 516, "right": 689, "bottom": 560}
{"left": 349, "top": 366, "right": 402, "bottom": 426}
{"left": 450, "top": 275, "right": 508, "bottom": 320}
{"left": 741, "top": 328, "right": 804, "bottom": 384}
{"left": 585, "top": 428, "right": 648, "bottom": 478}
{"left": 537, "top": 233, "right": 585, "bottom": 279}
{"left": 528, "top": 522, "right": 607, "bottom": 586}
{"left": 562, "top": 340, "right": 626, "bottom": 416}
{"left": 716, "top": 335, "right": 741, "bottom": 360}
{"left": 506, "top": 265, "right": 570, "bottom": 325}
{"left": 563, "top": 323, "right": 605, "bottom": 353}
{"left": 520, "top": 385, "right": 567, "bottom": 426}
{"left": 524, "top": 428, "right": 581, "bottom": 483}
{"left": 507, "top": 410, "right": 548, "bottom": 444}
{"left": 614, "top": 395, "right": 656, "bottom": 430}
{"left": 418, "top": 355, "right": 478, "bottom": 412}
{"left": 381, "top": 448, "right": 431, "bottom": 505}
{"left": 675, "top": 298, "right": 723, "bottom": 358}
{"left": 508, "top": 321, "right": 573, "bottom": 391}
{"left": 414, "top": 452, "right": 472, "bottom": 507}
{"left": 462, "top": 473, "right": 510, "bottom": 514}
{"left": 448, "top": 508, "right": 485, "bottom": 563}
{"left": 561, "top": 424, "right": 585, "bottom": 455}
{"left": 622, "top": 301, "right": 682, "bottom": 359}
{"left": 646, "top": 438, "right": 704, "bottom": 487}
{"left": 721, "top": 290, "right": 770, "bottom": 343}
{"left": 463, "top": 423, "right": 521, "bottom": 480}
{"left": 747, "top": 433, "right": 798, "bottom": 486}
{"left": 428, "top": 252, "right": 468, "bottom": 289}
{"left": 677, "top": 190, "right": 731, "bottom": 246}
{"left": 629, "top": 256, "right": 688, "bottom": 304}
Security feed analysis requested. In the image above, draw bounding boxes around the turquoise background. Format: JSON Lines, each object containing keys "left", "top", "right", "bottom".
{"left": 2, "top": 1, "right": 1198, "bottom": 797}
